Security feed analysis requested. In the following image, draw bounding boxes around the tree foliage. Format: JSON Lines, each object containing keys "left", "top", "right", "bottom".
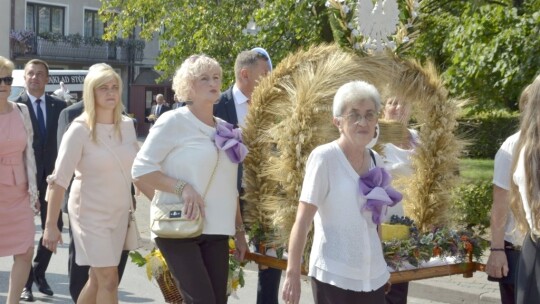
{"left": 409, "top": 0, "right": 540, "bottom": 112}
{"left": 100, "top": 0, "right": 539, "bottom": 111}
{"left": 100, "top": 0, "right": 331, "bottom": 85}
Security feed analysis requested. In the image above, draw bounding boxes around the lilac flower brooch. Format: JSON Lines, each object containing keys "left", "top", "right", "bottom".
{"left": 214, "top": 121, "right": 248, "bottom": 163}
{"left": 359, "top": 167, "right": 403, "bottom": 225}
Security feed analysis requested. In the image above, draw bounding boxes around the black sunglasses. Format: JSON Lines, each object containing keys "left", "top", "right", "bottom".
{"left": 0, "top": 76, "right": 14, "bottom": 85}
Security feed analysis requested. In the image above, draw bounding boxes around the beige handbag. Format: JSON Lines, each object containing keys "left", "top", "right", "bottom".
{"left": 151, "top": 146, "right": 219, "bottom": 239}
{"left": 97, "top": 133, "right": 142, "bottom": 251}
{"left": 123, "top": 198, "right": 142, "bottom": 250}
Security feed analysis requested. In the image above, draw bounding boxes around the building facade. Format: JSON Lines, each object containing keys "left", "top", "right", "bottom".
{"left": 7, "top": 0, "right": 173, "bottom": 135}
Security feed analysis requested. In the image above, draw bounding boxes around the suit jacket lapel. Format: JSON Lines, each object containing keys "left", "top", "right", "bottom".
{"left": 45, "top": 96, "right": 54, "bottom": 135}
{"left": 225, "top": 88, "right": 238, "bottom": 126}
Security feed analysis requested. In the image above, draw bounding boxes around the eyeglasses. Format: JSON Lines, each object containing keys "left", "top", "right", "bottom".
{"left": 0, "top": 76, "right": 13, "bottom": 85}
{"left": 340, "top": 111, "right": 378, "bottom": 124}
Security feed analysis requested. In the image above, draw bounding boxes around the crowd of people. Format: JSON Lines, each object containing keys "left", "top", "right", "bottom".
{"left": 1, "top": 49, "right": 539, "bottom": 304}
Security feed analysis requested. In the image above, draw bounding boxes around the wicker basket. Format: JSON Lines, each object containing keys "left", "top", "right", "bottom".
{"left": 155, "top": 270, "right": 183, "bottom": 304}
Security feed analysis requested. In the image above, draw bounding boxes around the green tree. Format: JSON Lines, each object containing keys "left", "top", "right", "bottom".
{"left": 100, "top": 0, "right": 332, "bottom": 85}
{"left": 101, "top": 0, "right": 539, "bottom": 111}
{"left": 409, "top": 0, "right": 540, "bottom": 112}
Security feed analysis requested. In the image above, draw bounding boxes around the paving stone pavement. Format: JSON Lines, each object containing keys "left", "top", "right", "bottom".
{"left": 0, "top": 193, "right": 500, "bottom": 304}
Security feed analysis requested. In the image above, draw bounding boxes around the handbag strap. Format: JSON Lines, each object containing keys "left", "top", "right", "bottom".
{"left": 95, "top": 129, "right": 136, "bottom": 212}
{"left": 201, "top": 145, "right": 219, "bottom": 200}
{"left": 187, "top": 115, "right": 220, "bottom": 202}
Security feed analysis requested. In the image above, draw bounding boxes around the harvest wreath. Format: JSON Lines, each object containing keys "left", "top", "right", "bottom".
{"left": 382, "top": 216, "right": 489, "bottom": 270}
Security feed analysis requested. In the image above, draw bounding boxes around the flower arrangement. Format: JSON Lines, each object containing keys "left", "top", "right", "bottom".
{"left": 9, "top": 30, "right": 35, "bottom": 53}
{"left": 130, "top": 248, "right": 182, "bottom": 303}
{"left": 227, "top": 238, "right": 245, "bottom": 298}
{"left": 129, "top": 238, "right": 245, "bottom": 300}
{"left": 383, "top": 216, "right": 489, "bottom": 270}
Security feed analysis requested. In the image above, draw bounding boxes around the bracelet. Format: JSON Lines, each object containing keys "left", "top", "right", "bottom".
{"left": 235, "top": 224, "right": 246, "bottom": 233}
{"left": 174, "top": 180, "right": 187, "bottom": 197}
{"left": 490, "top": 248, "right": 505, "bottom": 251}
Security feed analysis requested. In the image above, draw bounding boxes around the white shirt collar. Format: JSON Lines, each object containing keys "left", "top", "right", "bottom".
{"left": 232, "top": 84, "right": 249, "bottom": 105}
{"left": 27, "top": 91, "right": 46, "bottom": 104}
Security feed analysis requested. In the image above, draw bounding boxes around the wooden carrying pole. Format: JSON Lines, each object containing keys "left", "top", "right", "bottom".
{"left": 244, "top": 252, "right": 483, "bottom": 284}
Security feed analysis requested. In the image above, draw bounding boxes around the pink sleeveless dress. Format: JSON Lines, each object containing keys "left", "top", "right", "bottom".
{"left": 0, "top": 108, "right": 35, "bottom": 256}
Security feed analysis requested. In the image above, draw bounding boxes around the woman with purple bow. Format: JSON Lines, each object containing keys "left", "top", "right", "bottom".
{"left": 282, "top": 81, "right": 401, "bottom": 304}
{"left": 132, "top": 54, "right": 248, "bottom": 304}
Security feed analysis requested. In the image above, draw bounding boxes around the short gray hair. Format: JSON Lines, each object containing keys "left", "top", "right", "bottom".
{"left": 172, "top": 54, "right": 222, "bottom": 101}
{"left": 332, "top": 81, "right": 381, "bottom": 117}
{"left": 234, "top": 50, "right": 270, "bottom": 80}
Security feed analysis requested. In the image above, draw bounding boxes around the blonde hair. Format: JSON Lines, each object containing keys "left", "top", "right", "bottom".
{"left": 82, "top": 63, "right": 124, "bottom": 142}
{"left": 0, "top": 56, "right": 15, "bottom": 74}
{"left": 510, "top": 74, "right": 540, "bottom": 236}
{"left": 172, "top": 54, "right": 222, "bottom": 102}
{"left": 519, "top": 84, "right": 531, "bottom": 112}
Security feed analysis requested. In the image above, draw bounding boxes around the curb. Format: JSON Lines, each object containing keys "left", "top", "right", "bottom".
{"left": 409, "top": 277, "right": 501, "bottom": 304}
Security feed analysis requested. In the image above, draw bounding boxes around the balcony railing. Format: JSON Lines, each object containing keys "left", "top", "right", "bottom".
{"left": 11, "top": 37, "right": 144, "bottom": 62}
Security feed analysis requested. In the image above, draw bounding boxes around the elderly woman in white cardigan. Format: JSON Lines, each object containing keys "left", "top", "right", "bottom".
{"left": 282, "top": 81, "right": 401, "bottom": 304}
{"left": 132, "top": 54, "right": 248, "bottom": 304}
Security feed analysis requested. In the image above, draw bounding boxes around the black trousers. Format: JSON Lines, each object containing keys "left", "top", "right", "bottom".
{"left": 499, "top": 240, "right": 518, "bottom": 304}
{"left": 385, "top": 282, "right": 409, "bottom": 304}
{"left": 500, "top": 281, "right": 516, "bottom": 304}
{"left": 257, "top": 266, "right": 282, "bottom": 304}
{"left": 251, "top": 241, "right": 282, "bottom": 304}
{"left": 26, "top": 183, "right": 63, "bottom": 289}
{"left": 67, "top": 223, "right": 129, "bottom": 302}
{"left": 311, "top": 277, "right": 385, "bottom": 304}
{"left": 515, "top": 233, "right": 540, "bottom": 303}
{"left": 155, "top": 235, "right": 229, "bottom": 304}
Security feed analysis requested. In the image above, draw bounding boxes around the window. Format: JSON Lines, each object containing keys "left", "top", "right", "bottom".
{"left": 84, "top": 10, "right": 104, "bottom": 37}
{"left": 26, "top": 3, "right": 65, "bottom": 34}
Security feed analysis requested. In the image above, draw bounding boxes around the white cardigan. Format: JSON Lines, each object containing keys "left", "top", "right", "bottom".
{"left": 300, "top": 141, "right": 390, "bottom": 292}
{"left": 12, "top": 102, "right": 39, "bottom": 212}
{"left": 132, "top": 107, "right": 238, "bottom": 236}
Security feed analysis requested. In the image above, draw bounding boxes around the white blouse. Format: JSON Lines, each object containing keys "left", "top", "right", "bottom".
{"left": 514, "top": 146, "right": 538, "bottom": 236}
{"left": 381, "top": 129, "right": 419, "bottom": 221}
{"left": 300, "top": 141, "right": 390, "bottom": 292}
{"left": 494, "top": 132, "right": 522, "bottom": 244}
{"left": 132, "top": 107, "right": 239, "bottom": 236}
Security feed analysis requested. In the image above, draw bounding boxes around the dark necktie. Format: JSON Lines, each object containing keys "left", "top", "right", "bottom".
{"left": 35, "top": 99, "right": 46, "bottom": 138}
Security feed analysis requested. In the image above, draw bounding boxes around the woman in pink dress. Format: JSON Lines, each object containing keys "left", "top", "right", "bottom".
{"left": 0, "top": 56, "right": 39, "bottom": 304}
{"left": 42, "top": 63, "right": 150, "bottom": 303}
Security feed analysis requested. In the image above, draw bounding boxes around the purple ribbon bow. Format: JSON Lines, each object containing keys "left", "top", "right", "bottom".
{"left": 214, "top": 121, "right": 248, "bottom": 163}
{"left": 359, "top": 167, "right": 403, "bottom": 225}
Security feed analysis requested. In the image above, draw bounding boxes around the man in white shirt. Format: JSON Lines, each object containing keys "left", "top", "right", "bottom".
{"left": 214, "top": 48, "right": 278, "bottom": 304}
{"left": 214, "top": 49, "right": 271, "bottom": 129}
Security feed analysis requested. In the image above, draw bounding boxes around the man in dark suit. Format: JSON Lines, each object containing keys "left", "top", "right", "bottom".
{"left": 147, "top": 93, "right": 170, "bottom": 124}
{"left": 56, "top": 100, "right": 130, "bottom": 302}
{"left": 214, "top": 48, "right": 281, "bottom": 304}
{"left": 16, "top": 59, "right": 66, "bottom": 302}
